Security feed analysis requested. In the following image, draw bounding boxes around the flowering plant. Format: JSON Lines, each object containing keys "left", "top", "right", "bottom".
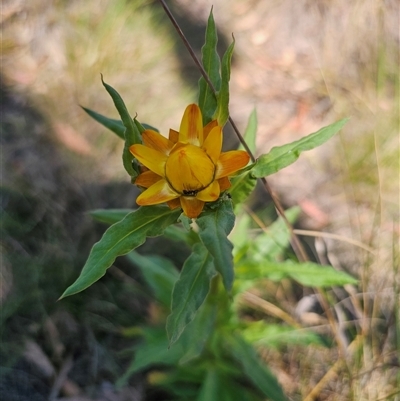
{"left": 60, "top": 7, "right": 353, "bottom": 401}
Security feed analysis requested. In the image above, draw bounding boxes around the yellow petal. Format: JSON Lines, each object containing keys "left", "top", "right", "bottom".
{"left": 218, "top": 177, "right": 231, "bottom": 191}
{"left": 202, "top": 125, "right": 222, "bottom": 164}
{"left": 197, "top": 180, "right": 220, "bottom": 202}
{"left": 130, "top": 144, "right": 167, "bottom": 177}
{"left": 180, "top": 197, "right": 205, "bottom": 218}
{"left": 216, "top": 150, "right": 250, "bottom": 179}
{"left": 179, "top": 104, "right": 203, "bottom": 145}
{"left": 142, "top": 130, "right": 174, "bottom": 154}
{"left": 136, "top": 179, "right": 179, "bottom": 206}
{"left": 169, "top": 129, "right": 179, "bottom": 144}
{"left": 135, "top": 170, "right": 162, "bottom": 188}
{"left": 203, "top": 120, "right": 218, "bottom": 141}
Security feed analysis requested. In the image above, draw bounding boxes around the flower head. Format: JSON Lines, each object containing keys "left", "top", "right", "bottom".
{"left": 129, "top": 104, "right": 250, "bottom": 218}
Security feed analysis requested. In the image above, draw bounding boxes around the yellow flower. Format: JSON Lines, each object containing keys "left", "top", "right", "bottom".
{"left": 129, "top": 104, "right": 250, "bottom": 218}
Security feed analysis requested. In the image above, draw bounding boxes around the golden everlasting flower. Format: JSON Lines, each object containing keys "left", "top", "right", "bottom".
{"left": 129, "top": 104, "right": 250, "bottom": 218}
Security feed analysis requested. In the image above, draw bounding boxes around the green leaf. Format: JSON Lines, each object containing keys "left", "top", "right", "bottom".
{"left": 81, "top": 107, "right": 159, "bottom": 140}
{"left": 89, "top": 208, "right": 134, "bottom": 225}
{"left": 196, "top": 199, "right": 235, "bottom": 292}
{"left": 237, "top": 260, "right": 358, "bottom": 287}
{"left": 60, "top": 206, "right": 180, "bottom": 299}
{"left": 252, "top": 206, "right": 301, "bottom": 262}
{"left": 227, "top": 335, "right": 288, "bottom": 401}
{"left": 81, "top": 106, "right": 125, "bottom": 139}
{"left": 239, "top": 108, "right": 258, "bottom": 154}
{"left": 198, "top": 9, "right": 221, "bottom": 125}
{"left": 229, "top": 171, "right": 257, "bottom": 205}
{"left": 101, "top": 75, "right": 142, "bottom": 179}
{"left": 90, "top": 209, "right": 195, "bottom": 244}
{"left": 252, "top": 118, "right": 349, "bottom": 177}
{"left": 127, "top": 251, "right": 179, "bottom": 307}
{"left": 166, "top": 243, "right": 216, "bottom": 346}
{"left": 216, "top": 37, "right": 235, "bottom": 127}
{"left": 241, "top": 321, "right": 327, "bottom": 348}
{"left": 197, "top": 368, "right": 263, "bottom": 401}
{"left": 117, "top": 327, "right": 184, "bottom": 387}
{"left": 178, "top": 296, "right": 217, "bottom": 364}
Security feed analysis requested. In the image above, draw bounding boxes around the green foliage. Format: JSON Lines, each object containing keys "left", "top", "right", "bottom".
{"left": 252, "top": 118, "right": 349, "bottom": 177}
{"left": 167, "top": 243, "right": 216, "bottom": 345}
{"left": 198, "top": 10, "right": 221, "bottom": 125}
{"left": 127, "top": 251, "right": 179, "bottom": 307}
{"left": 196, "top": 199, "right": 235, "bottom": 292}
{"left": 241, "top": 321, "right": 328, "bottom": 348}
{"left": 216, "top": 37, "right": 235, "bottom": 126}
{"left": 81, "top": 106, "right": 159, "bottom": 140}
{"left": 60, "top": 206, "right": 180, "bottom": 299}
{"left": 237, "top": 260, "right": 358, "bottom": 287}
{"left": 227, "top": 335, "right": 289, "bottom": 401}
{"left": 198, "top": 9, "right": 234, "bottom": 128}
{"left": 101, "top": 75, "right": 142, "bottom": 179}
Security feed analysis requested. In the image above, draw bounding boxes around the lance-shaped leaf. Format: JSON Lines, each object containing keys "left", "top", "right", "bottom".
{"left": 237, "top": 260, "right": 358, "bottom": 287}
{"left": 227, "top": 335, "right": 289, "bottom": 401}
{"left": 81, "top": 107, "right": 159, "bottom": 140}
{"left": 90, "top": 208, "right": 195, "bottom": 245}
{"left": 89, "top": 208, "right": 134, "bottom": 225}
{"left": 179, "top": 295, "right": 217, "bottom": 364}
{"left": 117, "top": 327, "right": 184, "bottom": 387}
{"left": 196, "top": 199, "right": 235, "bottom": 292}
{"left": 59, "top": 206, "right": 181, "bottom": 299}
{"left": 166, "top": 243, "right": 216, "bottom": 346}
{"left": 230, "top": 109, "right": 258, "bottom": 204}
{"left": 127, "top": 251, "right": 179, "bottom": 307}
{"left": 239, "top": 108, "right": 258, "bottom": 154}
{"left": 198, "top": 9, "right": 221, "bottom": 125}
{"left": 252, "top": 118, "right": 349, "bottom": 177}
{"left": 216, "top": 37, "right": 235, "bottom": 127}
{"left": 197, "top": 368, "right": 261, "bottom": 401}
{"left": 81, "top": 106, "right": 125, "bottom": 139}
{"left": 101, "top": 75, "right": 141, "bottom": 179}
{"left": 229, "top": 172, "right": 257, "bottom": 205}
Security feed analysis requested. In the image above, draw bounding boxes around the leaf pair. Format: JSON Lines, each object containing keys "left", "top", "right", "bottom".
{"left": 167, "top": 198, "right": 235, "bottom": 346}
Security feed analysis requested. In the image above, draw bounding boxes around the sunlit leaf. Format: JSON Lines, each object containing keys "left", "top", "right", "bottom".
{"left": 252, "top": 206, "right": 301, "bottom": 262}
{"left": 252, "top": 118, "right": 349, "bottom": 177}
{"left": 60, "top": 206, "right": 180, "bottom": 299}
{"left": 229, "top": 171, "right": 257, "bottom": 205}
{"left": 198, "top": 9, "right": 221, "bottom": 125}
{"left": 239, "top": 108, "right": 258, "bottom": 154}
{"left": 227, "top": 335, "right": 288, "bottom": 401}
{"left": 242, "top": 321, "right": 328, "bottom": 348}
{"left": 166, "top": 243, "right": 216, "bottom": 345}
{"left": 216, "top": 37, "right": 235, "bottom": 127}
{"left": 127, "top": 251, "right": 179, "bottom": 307}
{"left": 197, "top": 199, "right": 235, "bottom": 292}
{"left": 237, "top": 260, "right": 358, "bottom": 287}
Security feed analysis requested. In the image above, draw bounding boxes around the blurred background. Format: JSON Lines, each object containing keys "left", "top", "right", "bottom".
{"left": 1, "top": 0, "right": 399, "bottom": 400}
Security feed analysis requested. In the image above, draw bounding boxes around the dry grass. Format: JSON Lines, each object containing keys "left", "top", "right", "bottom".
{"left": 2, "top": 0, "right": 399, "bottom": 400}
